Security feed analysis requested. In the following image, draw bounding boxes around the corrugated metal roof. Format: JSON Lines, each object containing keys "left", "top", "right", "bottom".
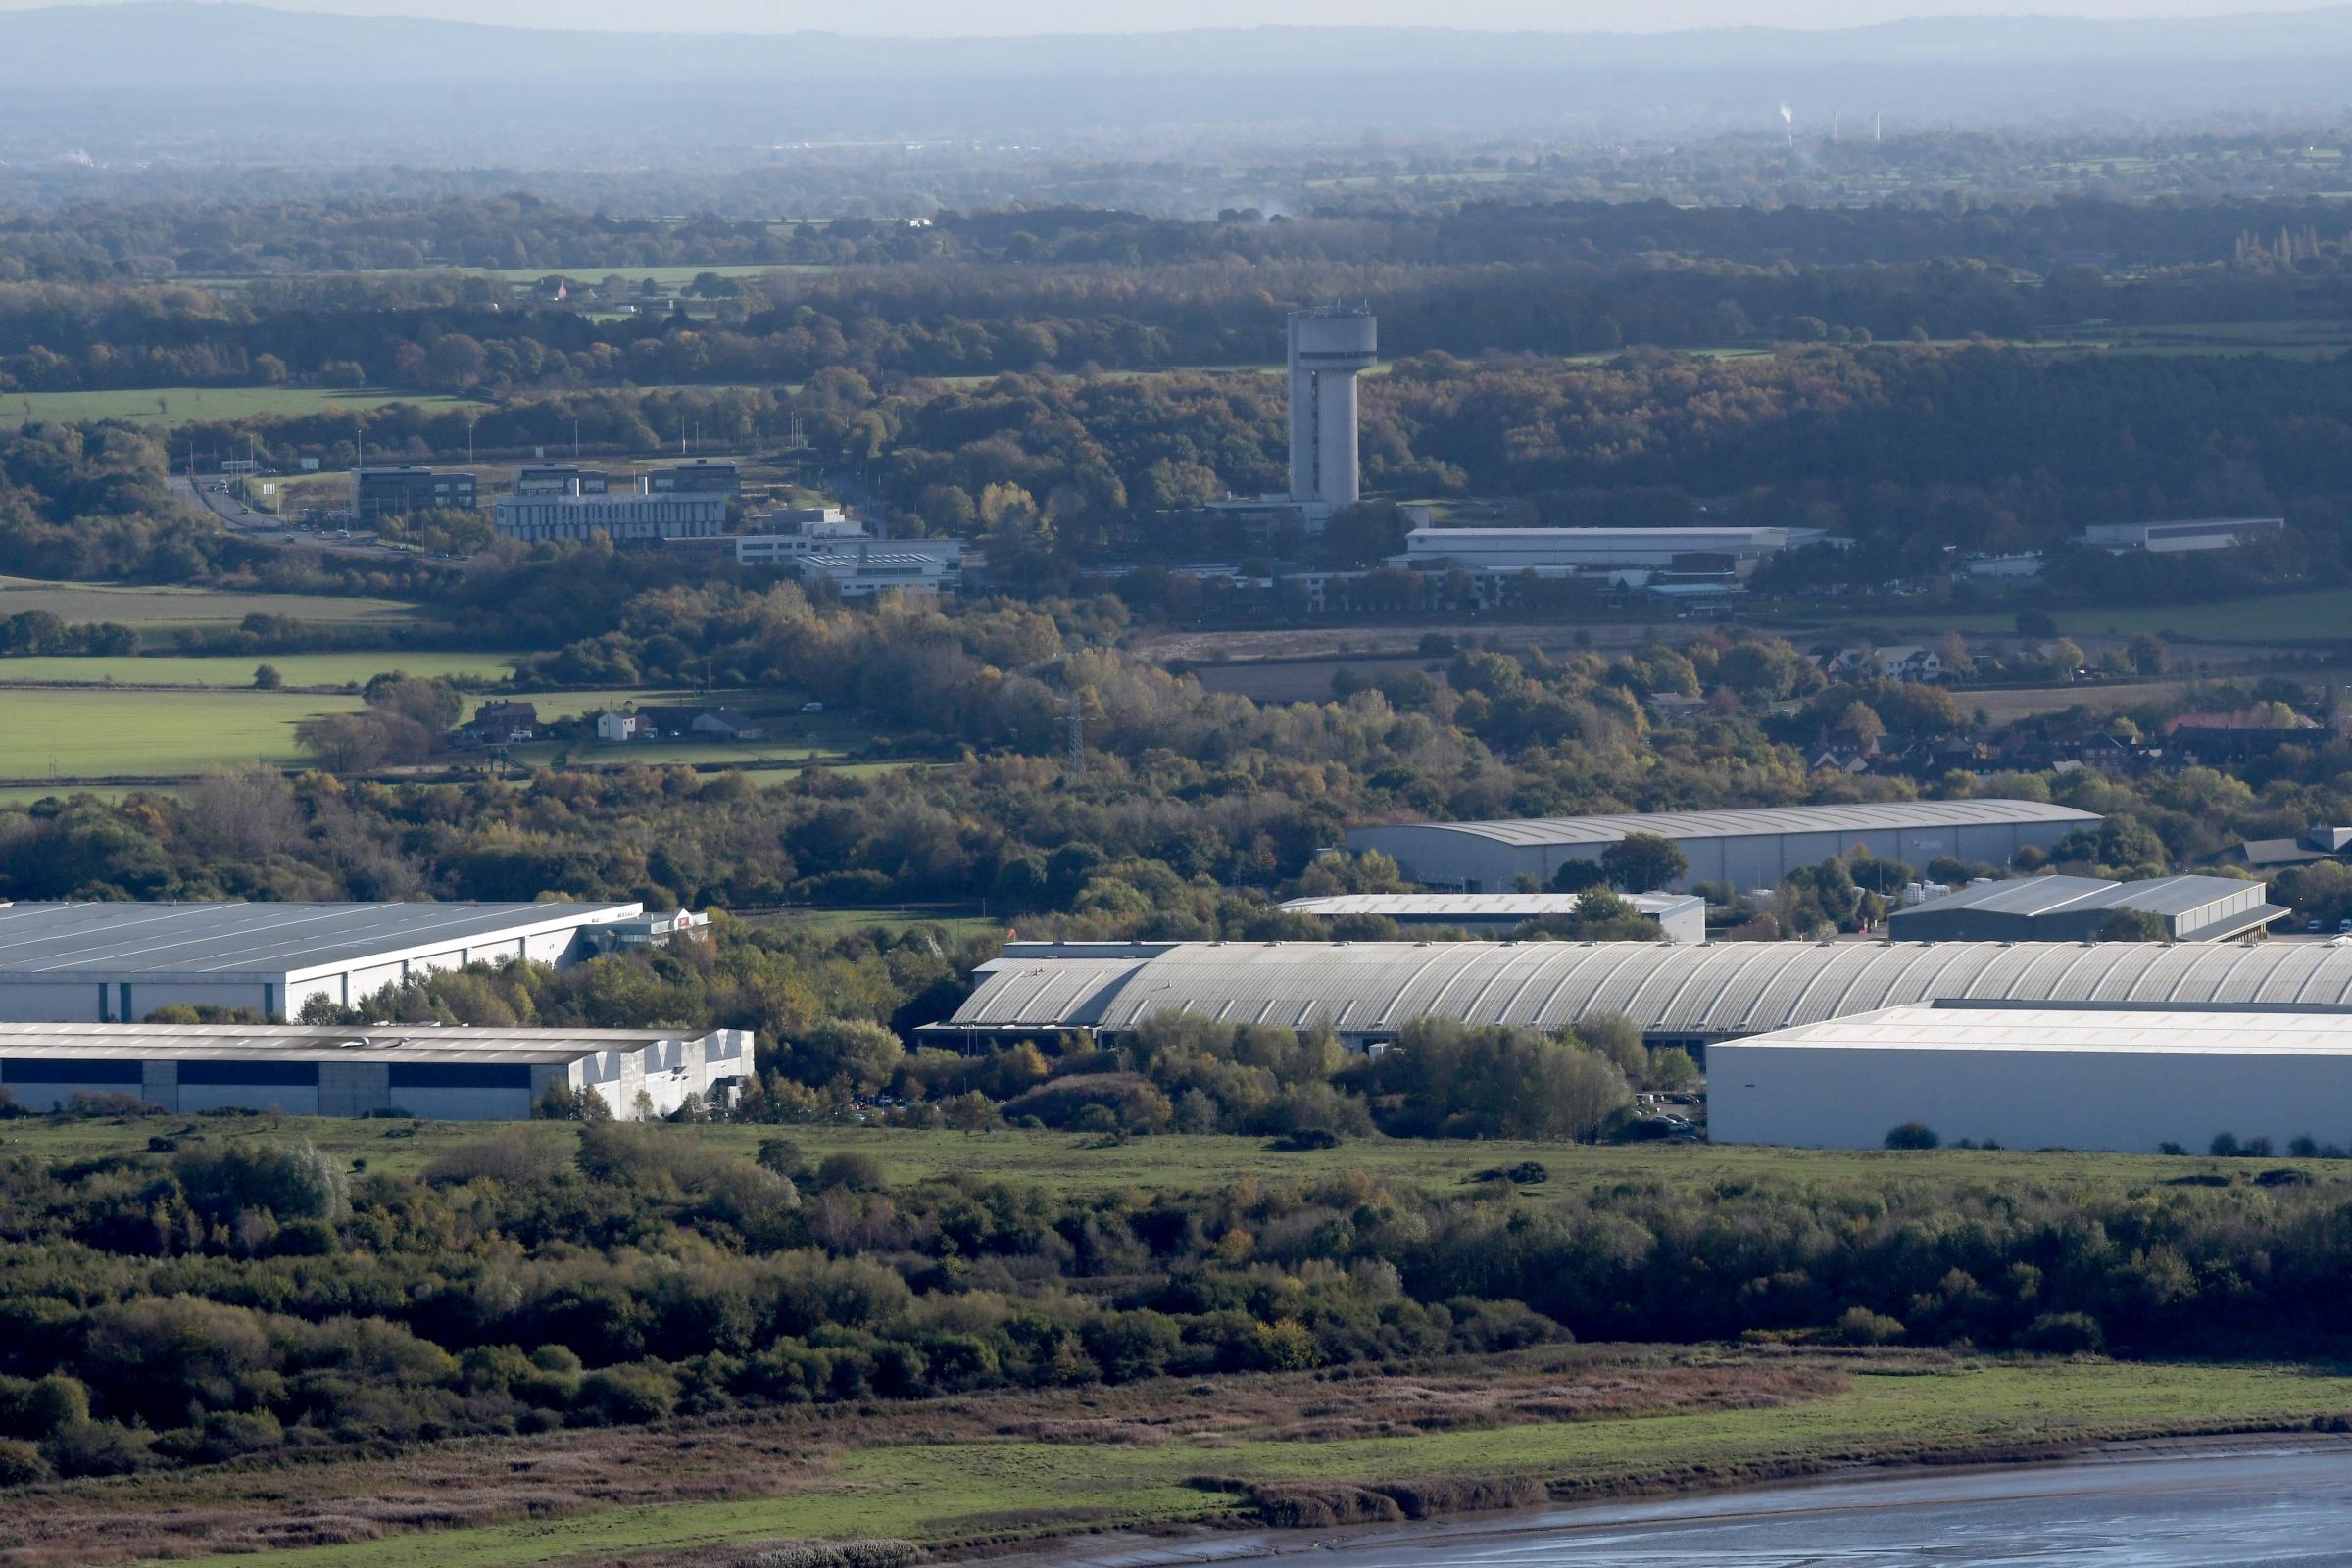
{"left": 1732, "top": 1004, "right": 2352, "bottom": 1056}
{"left": 0, "top": 902, "right": 639, "bottom": 978}
{"left": 1362, "top": 799, "right": 2097, "bottom": 849}
{"left": 932, "top": 940, "right": 2352, "bottom": 1041}
{"left": 1279, "top": 894, "right": 1699, "bottom": 918}
{"left": 1898, "top": 874, "right": 2255, "bottom": 920}
{"left": 0, "top": 1022, "right": 714, "bottom": 1065}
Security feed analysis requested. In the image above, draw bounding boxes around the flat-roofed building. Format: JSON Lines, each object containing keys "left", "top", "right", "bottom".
{"left": 1887, "top": 874, "right": 2284, "bottom": 943}
{"left": 493, "top": 490, "right": 727, "bottom": 545}
{"left": 0, "top": 1022, "right": 749, "bottom": 1120}
{"left": 0, "top": 901, "right": 645, "bottom": 1022}
{"left": 511, "top": 464, "right": 611, "bottom": 496}
{"left": 1710, "top": 1002, "right": 2352, "bottom": 1152}
{"left": 922, "top": 938, "right": 2352, "bottom": 1054}
{"left": 351, "top": 466, "right": 475, "bottom": 521}
{"left": 1348, "top": 800, "right": 2097, "bottom": 894}
{"left": 1279, "top": 892, "right": 1705, "bottom": 944}
{"left": 2078, "top": 517, "right": 2285, "bottom": 554}
{"left": 795, "top": 546, "right": 960, "bottom": 597}
{"left": 1405, "top": 526, "right": 1829, "bottom": 581}
{"left": 646, "top": 460, "right": 740, "bottom": 496}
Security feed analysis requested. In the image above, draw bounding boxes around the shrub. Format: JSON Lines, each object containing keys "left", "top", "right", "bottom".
{"left": 1885, "top": 1121, "right": 1940, "bottom": 1150}
{"left": 2020, "top": 1311, "right": 2107, "bottom": 1355}
{"left": 46, "top": 1418, "right": 153, "bottom": 1477}
{"left": 0, "top": 1437, "right": 48, "bottom": 1485}
{"left": 810, "top": 1152, "right": 887, "bottom": 1192}
{"left": 2210, "top": 1132, "right": 2243, "bottom": 1157}
{"left": 572, "top": 1363, "right": 681, "bottom": 1426}
{"left": 173, "top": 1139, "right": 347, "bottom": 1224}
{"left": 734, "top": 1543, "right": 923, "bottom": 1568}
{"left": 1836, "top": 1306, "right": 1905, "bottom": 1346}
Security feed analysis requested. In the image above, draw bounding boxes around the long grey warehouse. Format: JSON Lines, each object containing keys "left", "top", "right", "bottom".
{"left": 922, "top": 939, "right": 2352, "bottom": 1052}
{"left": 0, "top": 901, "right": 645, "bottom": 1022}
{"left": 1711, "top": 1003, "right": 2352, "bottom": 1152}
{"left": 0, "top": 1023, "right": 751, "bottom": 1119}
{"left": 1886, "top": 874, "right": 2284, "bottom": 943}
{"left": 1346, "top": 800, "right": 2099, "bottom": 893}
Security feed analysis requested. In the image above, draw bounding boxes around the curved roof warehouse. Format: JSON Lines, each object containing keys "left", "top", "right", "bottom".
{"left": 923, "top": 939, "right": 2352, "bottom": 1050}
{"left": 1345, "top": 800, "right": 2099, "bottom": 893}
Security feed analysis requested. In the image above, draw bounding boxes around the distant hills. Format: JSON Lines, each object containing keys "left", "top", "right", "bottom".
{"left": 8, "top": 3, "right": 2352, "bottom": 145}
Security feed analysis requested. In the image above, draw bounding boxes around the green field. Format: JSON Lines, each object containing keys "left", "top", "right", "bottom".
{"left": 0, "top": 684, "right": 870, "bottom": 780}
{"left": 7, "top": 386, "right": 486, "bottom": 429}
{"left": 0, "top": 688, "right": 366, "bottom": 776}
{"left": 0, "top": 651, "right": 513, "bottom": 688}
{"left": 0, "top": 576, "right": 430, "bottom": 635}
{"left": 0, "top": 1116, "right": 2307, "bottom": 1197}
{"left": 1782, "top": 586, "right": 2352, "bottom": 644}
{"left": 745, "top": 904, "right": 1000, "bottom": 940}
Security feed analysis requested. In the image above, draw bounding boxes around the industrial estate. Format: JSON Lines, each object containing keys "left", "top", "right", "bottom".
{"left": 20, "top": 12, "right": 2352, "bottom": 1560}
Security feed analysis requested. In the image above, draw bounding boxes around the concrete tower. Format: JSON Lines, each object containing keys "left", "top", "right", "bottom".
{"left": 1287, "top": 305, "right": 1377, "bottom": 510}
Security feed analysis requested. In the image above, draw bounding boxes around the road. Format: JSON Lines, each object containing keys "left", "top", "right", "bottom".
{"left": 1035, "top": 1442, "right": 2352, "bottom": 1568}
{"left": 169, "top": 474, "right": 418, "bottom": 560}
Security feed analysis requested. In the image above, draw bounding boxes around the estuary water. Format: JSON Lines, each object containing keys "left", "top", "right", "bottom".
{"left": 1045, "top": 1443, "right": 2352, "bottom": 1568}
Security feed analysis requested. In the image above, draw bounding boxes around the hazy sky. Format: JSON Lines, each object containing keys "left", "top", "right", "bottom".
{"left": 13, "top": 0, "right": 2346, "bottom": 31}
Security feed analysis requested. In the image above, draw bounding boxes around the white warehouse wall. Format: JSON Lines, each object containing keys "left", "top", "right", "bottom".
{"left": 1709, "top": 1042, "right": 2352, "bottom": 1152}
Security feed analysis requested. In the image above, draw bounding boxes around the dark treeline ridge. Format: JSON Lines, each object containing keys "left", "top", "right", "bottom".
{"left": 0, "top": 1099, "right": 2339, "bottom": 1483}
{"left": 117, "top": 344, "right": 2352, "bottom": 582}
{"left": 11, "top": 191, "right": 2352, "bottom": 284}
{"left": 15, "top": 191, "right": 2352, "bottom": 394}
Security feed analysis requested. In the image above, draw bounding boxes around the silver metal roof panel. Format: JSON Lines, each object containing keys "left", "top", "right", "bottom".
{"left": 936, "top": 940, "right": 2352, "bottom": 1041}
{"left": 1370, "top": 799, "right": 2098, "bottom": 849}
{"left": 0, "top": 902, "right": 640, "bottom": 979}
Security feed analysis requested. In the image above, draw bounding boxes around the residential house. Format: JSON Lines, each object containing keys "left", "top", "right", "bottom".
{"left": 1819, "top": 645, "right": 1942, "bottom": 682}
{"left": 467, "top": 701, "right": 538, "bottom": 745}
{"left": 2161, "top": 707, "right": 2325, "bottom": 762}
{"left": 1875, "top": 646, "right": 1944, "bottom": 682}
{"left": 595, "top": 710, "right": 641, "bottom": 743}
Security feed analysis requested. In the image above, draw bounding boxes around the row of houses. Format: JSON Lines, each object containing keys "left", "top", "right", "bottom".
{"left": 448, "top": 701, "right": 768, "bottom": 750}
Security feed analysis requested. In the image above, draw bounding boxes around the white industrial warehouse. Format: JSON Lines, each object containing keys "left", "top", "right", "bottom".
{"left": 1277, "top": 892, "right": 1707, "bottom": 944}
{"left": 924, "top": 938, "right": 2352, "bottom": 1052}
{"left": 0, "top": 901, "right": 647, "bottom": 1022}
{"left": 1346, "top": 800, "right": 2097, "bottom": 893}
{"left": 0, "top": 1022, "right": 750, "bottom": 1120}
{"left": 1710, "top": 1003, "right": 2352, "bottom": 1153}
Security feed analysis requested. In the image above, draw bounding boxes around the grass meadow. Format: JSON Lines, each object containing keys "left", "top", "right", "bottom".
{"left": 5, "top": 1115, "right": 2328, "bottom": 1201}
{"left": 0, "top": 651, "right": 513, "bottom": 688}
{"left": 0, "top": 575, "right": 430, "bottom": 636}
{"left": 5, "top": 386, "right": 485, "bottom": 429}
{"left": 130, "top": 1358, "right": 2352, "bottom": 1568}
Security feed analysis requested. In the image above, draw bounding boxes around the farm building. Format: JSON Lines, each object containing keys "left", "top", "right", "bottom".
{"left": 0, "top": 1022, "right": 750, "bottom": 1119}
{"left": 1709, "top": 1002, "right": 2352, "bottom": 1152}
{"left": 1278, "top": 892, "right": 1706, "bottom": 944}
{"left": 1345, "top": 800, "right": 2096, "bottom": 893}
{"left": 921, "top": 939, "right": 2352, "bottom": 1054}
{"left": 0, "top": 901, "right": 647, "bottom": 1023}
{"left": 1886, "top": 875, "right": 2284, "bottom": 943}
